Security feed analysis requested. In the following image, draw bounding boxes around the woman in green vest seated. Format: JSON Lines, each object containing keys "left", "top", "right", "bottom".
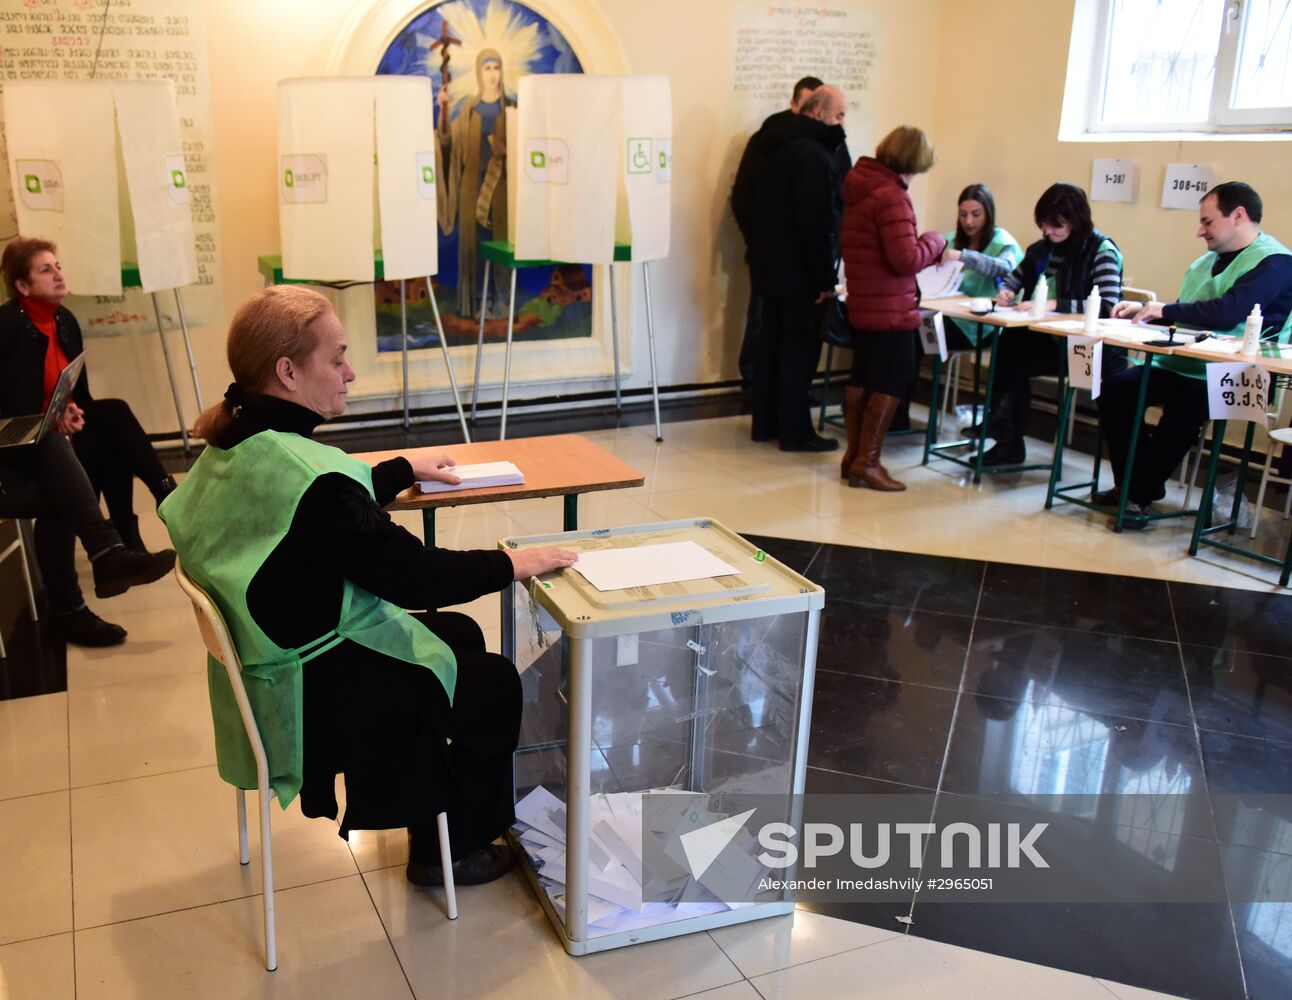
{"left": 940, "top": 183, "right": 1022, "bottom": 349}
{"left": 160, "top": 286, "right": 577, "bottom": 887}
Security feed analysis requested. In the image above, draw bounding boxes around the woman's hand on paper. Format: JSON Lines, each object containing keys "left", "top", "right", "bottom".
{"left": 508, "top": 546, "right": 579, "bottom": 581}
{"left": 995, "top": 288, "right": 1016, "bottom": 307}
{"left": 410, "top": 453, "right": 460, "bottom": 485}
{"left": 941, "top": 247, "right": 961, "bottom": 264}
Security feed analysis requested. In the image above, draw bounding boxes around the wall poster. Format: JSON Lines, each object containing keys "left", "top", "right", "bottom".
{"left": 374, "top": 0, "right": 589, "bottom": 354}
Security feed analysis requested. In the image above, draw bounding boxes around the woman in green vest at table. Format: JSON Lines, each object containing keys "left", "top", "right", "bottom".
{"left": 940, "top": 183, "right": 1023, "bottom": 348}
{"left": 160, "top": 286, "right": 577, "bottom": 887}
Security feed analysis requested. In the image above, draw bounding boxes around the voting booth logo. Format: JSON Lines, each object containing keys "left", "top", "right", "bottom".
{"left": 524, "top": 139, "right": 569, "bottom": 184}
{"left": 626, "top": 137, "right": 652, "bottom": 175}
{"left": 165, "top": 153, "right": 191, "bottom": 207}
{"left": 656, "top": 137, "right": 673, "bottom": 183}
{"left": 16, "top": 160, "right": 63, "bottom": 212}
{"left": 416, "top": 151, "right": 437, "bottom": 200}
{"left": 280, "top": 154, "right": 328, "bottom": 204}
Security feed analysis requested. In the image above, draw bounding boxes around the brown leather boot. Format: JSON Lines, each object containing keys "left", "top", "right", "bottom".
{"left": 840, "top": 386, "right": 870, "bottom": 479}
{"left": 847, "top": 392, "right": 906, "bottom": 491}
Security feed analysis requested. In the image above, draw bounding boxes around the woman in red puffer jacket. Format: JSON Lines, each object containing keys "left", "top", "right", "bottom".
{"left": 839, "top": 127, "right": 945, "bottom": 491}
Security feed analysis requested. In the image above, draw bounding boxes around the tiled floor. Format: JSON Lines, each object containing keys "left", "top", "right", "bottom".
{"left": 3, "top": 401, "right": 1291, "bottom": 999}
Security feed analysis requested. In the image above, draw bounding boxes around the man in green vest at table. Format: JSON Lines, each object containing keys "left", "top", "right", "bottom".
{"left": 1096, "top": 181, "right": 1292, "bottom": 525}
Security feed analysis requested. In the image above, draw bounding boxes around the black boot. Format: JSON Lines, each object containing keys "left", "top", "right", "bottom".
{"left": 50, "top": 605, "right": 127, "bottom": 646}
{"left": 152, "top": 474, "right": 178, "bottom": 508}
{"left": 406, "top": 837, "right": 516, "bottom": 887}
{"left": 110, "top": 516, "right": 149, "bottom": 555}
{"left": 91, "top": 544, "right": 175, "bottom": 599}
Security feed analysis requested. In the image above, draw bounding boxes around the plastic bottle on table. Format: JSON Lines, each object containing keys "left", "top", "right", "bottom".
{"left": 1031, "top": 274, "right": 1048, "bottom": 319}
{"left": 1084, "top": 286, "right": 1101, "bottom": 333}
{"left": 1241, "top": 304, "right": 1263, "bottom": 355}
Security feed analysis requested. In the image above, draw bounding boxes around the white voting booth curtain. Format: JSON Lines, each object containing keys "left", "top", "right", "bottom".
{"left": 277, "top": 77, "right": 438, "bottom": 282}
{"left": 3, "top": 80, "right": 198, "bottom": 296}
{"left": 515, "top": 75, "right": 672, "bottom": 264}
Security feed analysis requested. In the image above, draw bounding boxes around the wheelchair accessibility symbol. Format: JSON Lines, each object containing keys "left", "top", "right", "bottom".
{"left": 627, "top": 137, "right": 652, "bottom": 174}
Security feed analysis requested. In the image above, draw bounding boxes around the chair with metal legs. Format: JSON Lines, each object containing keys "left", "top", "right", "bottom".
{"left": 0, "top": 518, "right": 38, "bottom": 659}
{"left": 174, "top": 562, "right": 458, "bottom": 971}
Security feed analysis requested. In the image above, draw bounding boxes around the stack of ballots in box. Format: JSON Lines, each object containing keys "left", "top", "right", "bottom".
{"left": 513, "top": 785, "right": 762, "bottom": 935}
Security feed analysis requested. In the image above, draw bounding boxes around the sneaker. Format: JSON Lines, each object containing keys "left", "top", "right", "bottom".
{"left": 50, "top": 606, "right": 127, "bottom": 646}
{"left": 92, "top": 545, "right": 176, "bottom": 599}
{"left": 406, "top": 842, "right": 517, "bottom": 887}
{"left": 780, "top": 435, "right": 839, "bottom": 453}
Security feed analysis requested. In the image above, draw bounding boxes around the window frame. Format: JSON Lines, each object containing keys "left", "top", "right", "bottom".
{"left": 1085, "top": 0, "right": 1292, "bottom": 135}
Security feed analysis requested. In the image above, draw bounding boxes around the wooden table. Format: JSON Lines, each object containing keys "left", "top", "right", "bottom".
{"left": 356, "top": 433, "right": 645, "bottom": 543}
{"left": 920, "top": 297, "right": 1069, "bottom": 483}
{"left": 1027, "top": 319, "right": 1205, "bottom": 531}
{"left": 1176, "top": 340, "right": 1292, "bottom": 584}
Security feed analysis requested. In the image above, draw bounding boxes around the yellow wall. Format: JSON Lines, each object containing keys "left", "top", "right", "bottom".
{"left": 928, "top": 0, "right": 1292, "bottom": 298}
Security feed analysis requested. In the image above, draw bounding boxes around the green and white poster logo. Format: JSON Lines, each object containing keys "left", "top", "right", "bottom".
{"left": 165, "top": 153, "right": 191, "bottom": 207}
{"left": 524, "top": 138, "right": 568, "bottom": 184}
{"left": 416, "top": 151, "right": 436, "bottom": 201}
{"left": 656, "top": 137, "right": 673, "bottom": 183}
{"left": 280, "top": 153, "right": 328, "bottom": 204}
{"left": 15, "top": 160, "right": 63, "bottom": 211}
{"left": 626, "top": 137, "right": 652, "bottom": 175}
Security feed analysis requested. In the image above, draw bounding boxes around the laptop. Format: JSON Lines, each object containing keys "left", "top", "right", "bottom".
{"left": 0, "top": 352, "right": 87, "bottom": 451}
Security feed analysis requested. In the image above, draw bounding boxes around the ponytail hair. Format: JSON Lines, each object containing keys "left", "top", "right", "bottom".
{"left": 193, "top": 286, "right": 333, "bottom": 443}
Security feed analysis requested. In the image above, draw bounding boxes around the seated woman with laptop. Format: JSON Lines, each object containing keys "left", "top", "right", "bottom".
{"left": 0, "top": 241, "right": 176, "bottom": 647}
{"left": 160, "top": 285, "right": 576, "bottom": 887}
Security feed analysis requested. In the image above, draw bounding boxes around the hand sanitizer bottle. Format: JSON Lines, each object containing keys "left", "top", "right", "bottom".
{"left": 1084, "top": 286, "right": 1101, "bottom": 332}
{"left": 1242, "top": 304, "right": 1263, "bottom": 355}
{"left": 1031, "top": 273, "right": 1048, "bottom": 319}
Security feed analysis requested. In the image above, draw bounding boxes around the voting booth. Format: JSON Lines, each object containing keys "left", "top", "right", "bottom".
{"left": 502, "top": 518, "right": 823, "bottom": 954}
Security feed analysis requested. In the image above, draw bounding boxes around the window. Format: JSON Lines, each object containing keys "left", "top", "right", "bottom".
{"left": 1087, "top": 0, "right": 1292, "bottom": 132}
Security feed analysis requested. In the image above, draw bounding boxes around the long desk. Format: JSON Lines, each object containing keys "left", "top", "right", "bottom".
{"left": 920, "top": 297, "right": 1067, "bottom": 483}
{"left": 1177, "top": 341, "right": 1292, "bottom": 585}
{"left": 1027, "top": 319, "right": 1208, "bottom": 532}
{"left": 355, "top": 433, "right": 645, "bottom": 544}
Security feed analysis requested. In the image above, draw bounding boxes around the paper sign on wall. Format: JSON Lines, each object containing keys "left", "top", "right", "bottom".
{"left": 1161, "top": 163, "right": 1215, "bottom": 211}
{"left": 918, "top": 311, "right": 948, "bottom": 362}
{"left": 1068, "top": 336, "right": 1103, "bottom": 398}
{"left": 1207, "top": 362, "right": 1270, "bottom": 422}
{"left": 1091, "top": 158, "right": 1135, "bottom": 203}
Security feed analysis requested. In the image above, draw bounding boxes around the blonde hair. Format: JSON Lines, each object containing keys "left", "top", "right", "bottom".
{"left": 193, "top": 286, "right": 333, "bottom": 442}
{"left": 875, "top": 126, "right": 936, "bottom": 176}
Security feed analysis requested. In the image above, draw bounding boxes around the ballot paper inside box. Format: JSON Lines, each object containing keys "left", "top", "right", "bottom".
{"left": 501, "top": 518, "right": 824, "bottom": 955}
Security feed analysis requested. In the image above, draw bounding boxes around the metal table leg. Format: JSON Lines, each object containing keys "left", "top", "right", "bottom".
{"left": 172, "top": 288, "right": 204, "bottom": 410}
{"left": 471, "top": 260, "right": 491, "bottom": 424}
{"left": 150, "top": 292, "right": 190, "bottom": 454}
{"left": 422, "top": 507, "right": 436, "bottom": 547}
{"left": 972, "top": 326, "right": 1001, "bottom": 485}
{"left": 642, "top": 261, "right": 663, "bottom": 441}
{"left": 563, "top": 494, "right": 578, "bottom": 531}
{"left": 609, "top": 265, "right": 622, "bottom": 413}
{"left": 1190, "top": 419, "right": 1228, "bottom": 555}
{"left": 1046, "top": 383, "right": 1076, "bottom": 509}
{"left": 426, "top": 276, "right": 471, "bottom": 443}
{"left": 922, "top": 351, "right": 943, "bottom": 465}
{"left": 1227, "top": 421, "right": 1258, "bottom": 536}
{"left": 818, "top": 343, "right": 834, "bottom": 433}
{"left": 1113, "top": 358, "right": 1155, "bottom": 533}
{"left": 500, "top": 269, "right": 519, "bottom": 441}
{"left": 400, "top": 280, "right": 411, "bottom": 430}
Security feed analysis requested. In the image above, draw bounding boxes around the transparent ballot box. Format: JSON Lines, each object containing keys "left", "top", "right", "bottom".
{"left": 501, "top": 519, "right": 824, "bottom": 955}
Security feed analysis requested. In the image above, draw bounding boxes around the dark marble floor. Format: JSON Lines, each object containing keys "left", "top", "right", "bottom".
{"left": 743, "top": 532, "right": 1292, "bottom": 1000}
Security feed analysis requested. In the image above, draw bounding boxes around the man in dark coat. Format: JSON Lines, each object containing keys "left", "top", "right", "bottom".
{"left": 742, "top": 85, "right": 848, "bottom": 451}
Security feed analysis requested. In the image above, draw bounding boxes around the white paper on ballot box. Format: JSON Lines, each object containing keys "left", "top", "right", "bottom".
{"left": 112, "top": 81, "right": 199, "bottom": 292}
{"left": 619, "top": 75, "right": 672, "bottom": 261}
{"left": 374, "top": 76, "right": 438, "bottom": 280}
{"left": 278, "top": 78, "right": 376, "bottom": 281}
{"left": 4, "top": 81, "right": 121, "bottom": 295}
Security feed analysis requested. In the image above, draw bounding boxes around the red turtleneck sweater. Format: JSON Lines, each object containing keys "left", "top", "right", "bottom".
{"left": 18, "top": 295, "right": 70, "bottom": 409}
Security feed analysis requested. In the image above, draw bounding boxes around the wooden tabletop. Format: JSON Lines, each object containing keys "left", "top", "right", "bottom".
{"left": 922, "top": 296, "right": 1066, "bottom": 328}
{"left": 1171, "top": 338, "right": 1292, "bottom": 376}
{"left": 1027, "top": 318, "right": 1192, "bottom": 356}
{"left": 356, "top": 434, "right": 646, "bottom": 511}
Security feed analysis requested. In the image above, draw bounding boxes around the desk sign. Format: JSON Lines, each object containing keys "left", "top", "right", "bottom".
{"left": 919, "top": 311, "right": 948, "bottom": 362}
{"left": 1161, "top": 163, "right": 1215, "bottom": 210}
{"left": 1068, "top": 337, "right": 1103, "bottom": 398}
{"left": 1207, "top": 362, "right": 1270, "bottom": 422}
{"left": 1091, "top": 159, "right": 1135, "bottom": 203}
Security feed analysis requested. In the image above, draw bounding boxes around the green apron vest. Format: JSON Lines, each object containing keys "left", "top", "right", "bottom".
{"left": 159, "top": 430, "right": 457, "bottom": 808}
{"left": 1158, "top": 231, "right": 1292, "bottom": 379}
{"left": 943, "top": 227, "right": 1023, "bottom": 345}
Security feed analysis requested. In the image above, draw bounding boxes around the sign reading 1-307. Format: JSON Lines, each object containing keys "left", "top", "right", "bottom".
{"left": 1161, "top": 163, "right": 1216, "bottom": 211}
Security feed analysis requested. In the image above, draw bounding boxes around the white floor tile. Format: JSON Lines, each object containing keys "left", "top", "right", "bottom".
{"left": 66, "top": 603, "right": 206, "bottom": 691}
{"left": 0, "top": 692, "right": 68, "bottom": 800}
{"left": 0, "top": 791, "right": 71, "bottom": 945}
{"left": 707, "top": 908, "right": 897, "bottom": 978}
{"left": 1095, "top": 978, "right": 1187, "bottom": 999}
{"left": 0, "top": 933, "right": 75, "bottom": 1000}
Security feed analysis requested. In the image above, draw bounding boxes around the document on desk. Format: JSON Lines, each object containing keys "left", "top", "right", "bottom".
{"left": 417, "top": 461, "right": 524, "bottom": 493}
{"left": 1187, "top": 336, "right": 1244, "bottom": 355}
{"left": 916, "top": 260, "right": 964, "bottom": 298}
{"left": 570, "top": 541, "right": 739, "bottom": 591}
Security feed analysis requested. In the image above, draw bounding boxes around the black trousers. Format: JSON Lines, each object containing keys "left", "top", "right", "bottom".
{"left": 737, "top": 290, "right": 763, "bottom": 388}
{"left": 301, "top": 611, "right": 521, "bottom": 861}
{"left": 73, "top": 398, "right": 171, "bottom": 524}
{"left": 1097, "top": 364, "right": 1211, "bottom": 505}
{"left": 991, "top": 332, "right": 1128, "bottom": 442}
{"left": 0, "top": 433, "right": 117, "bottom": 613}
{"left": 752, "top": 294, "right": 822, "bottom": 444}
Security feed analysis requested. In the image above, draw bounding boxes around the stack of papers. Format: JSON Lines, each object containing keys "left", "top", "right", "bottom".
{"left": 916, "top": 260, "right": 963, "bottom": 298}
{"left": 1187, "top": 336, "right": 1245, "bottom": 355}
{"left": 417, "top": 461, "right": 524, "bottom": 493}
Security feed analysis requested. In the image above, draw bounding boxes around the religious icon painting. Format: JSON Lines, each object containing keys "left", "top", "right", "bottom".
{"left": 374, "top": 0, "right": 589, "bottom": 353}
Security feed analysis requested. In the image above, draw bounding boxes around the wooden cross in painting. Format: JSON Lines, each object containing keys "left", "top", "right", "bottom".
{"left": 429, "top": 21, "right": 462, "bottom": 87}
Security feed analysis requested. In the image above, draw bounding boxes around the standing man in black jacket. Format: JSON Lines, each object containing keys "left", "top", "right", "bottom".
{"left": 742, "top": 85, "right": 848, "bottom": 451}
